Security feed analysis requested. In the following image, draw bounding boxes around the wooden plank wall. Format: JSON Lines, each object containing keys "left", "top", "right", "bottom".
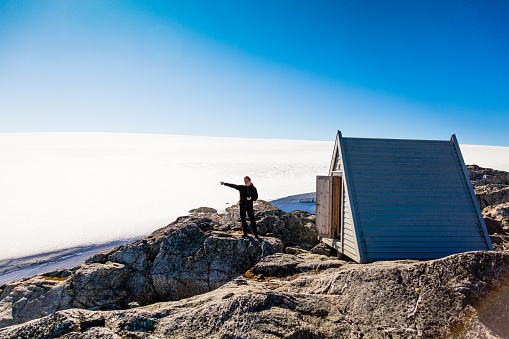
{"left": 316, "top": 176, "right": 332, "bottom": 238}
{"left": 332, "top": 176, "right": 341, "bottom": 239}
{"left": 341, "top": 180, "right": 358, "bottom": 260}
{"left": 342, "top": 137, "right": 491, "bottom": 262}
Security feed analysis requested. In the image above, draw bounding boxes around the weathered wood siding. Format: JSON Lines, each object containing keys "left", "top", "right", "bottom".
{"left": 342, "top": 137, "right": 492, "bottom": 262}
{"left": 341, "top": 180, "right": 359, "bottom": 260}
{"left": 316, "top": 176, "right": 332, "bottom": 238}
{"left": 332, "top": 176, "right": 342, "bottom": 239}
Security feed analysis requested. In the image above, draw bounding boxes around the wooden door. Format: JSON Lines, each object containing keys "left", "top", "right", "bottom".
{"left": 316, "top": 176, "right": 332, "bottom": 238}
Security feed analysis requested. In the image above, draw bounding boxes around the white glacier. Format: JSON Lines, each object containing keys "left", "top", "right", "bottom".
{"left": 1, "top": 132, "right": 508, "bottom": 264}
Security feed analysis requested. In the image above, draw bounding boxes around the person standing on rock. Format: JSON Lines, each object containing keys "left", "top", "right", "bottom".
{"left": 220, "top": 176, "right": 259, "bottom": 238}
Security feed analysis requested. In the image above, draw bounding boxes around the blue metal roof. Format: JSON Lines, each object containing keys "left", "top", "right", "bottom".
{"left": 329, "top": 131, "right": 492, "bottom": 263}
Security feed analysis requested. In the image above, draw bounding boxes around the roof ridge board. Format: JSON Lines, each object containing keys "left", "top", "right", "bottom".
{"left": 342, "top": 136, "right": 451, "bottom": 143}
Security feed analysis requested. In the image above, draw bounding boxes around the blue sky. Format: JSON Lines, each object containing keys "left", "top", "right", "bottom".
{"left": 0, "top": 1, "right": 508, "bottom": 145}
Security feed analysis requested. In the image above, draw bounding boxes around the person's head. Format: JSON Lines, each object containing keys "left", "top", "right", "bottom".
{"left": 244, "top": 176, "right": 251, "bottom": 185}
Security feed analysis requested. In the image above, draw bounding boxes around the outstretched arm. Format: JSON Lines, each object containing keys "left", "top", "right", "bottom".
{"left": 220, "top": 182, "right": 241, "bottom": 190}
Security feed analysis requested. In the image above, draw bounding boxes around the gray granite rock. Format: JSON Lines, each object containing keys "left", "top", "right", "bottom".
{"left": 0, "top": 215, "right": 283, "bottom": 329}
{"left": 310, "top": 242, "right": 336, "bottom": 257}
{"left": 1, "top": 251, "right": 508, "bottom": 338}
{"left": 213, "top": 200, "right": 319, "bottom": 247}
{"left": 468, "top": 165, "right": 509, "bottom": 249}
{"left": 252, "top": 253, "right": 346, "bottom": 278}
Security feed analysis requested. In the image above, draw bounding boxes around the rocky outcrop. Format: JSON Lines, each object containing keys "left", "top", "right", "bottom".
{"left": 0, "top": 213, "right": 284, "bottom": 329}
{"left": 468, "top": 165, "right": 509, "bottom": 251}
{"left": 190, "top": 200, "right": 280, "bottom": 224}
{"left": 469, "top": 165, "right": 509, "bottom": 187}
{"left": 1, "top": 251, "right": 508, "bottom": 339}
{"left": 184, "top": 200, "right": 319, "bottom": 249}
{"left": 0, "top": 200, "right": 319, "bottom": 330}
{"left": 219, "top": 201, "right": 318, "bottom": 247}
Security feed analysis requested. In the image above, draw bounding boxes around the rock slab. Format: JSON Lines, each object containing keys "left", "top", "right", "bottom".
{"left": 1, "top": 251, "right": 508, "bottom": 338}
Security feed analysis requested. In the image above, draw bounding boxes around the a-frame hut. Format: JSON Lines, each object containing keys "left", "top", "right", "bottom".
{"left": 316, "top": 131, "right": 493, "bottom": 264}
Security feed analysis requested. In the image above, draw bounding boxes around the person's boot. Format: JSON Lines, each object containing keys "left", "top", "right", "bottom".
{"left": 242, "top": 222, "right": 249, "bottom": 238}
{"left": 252, "top": 222, "right": 259, "bottom": 239}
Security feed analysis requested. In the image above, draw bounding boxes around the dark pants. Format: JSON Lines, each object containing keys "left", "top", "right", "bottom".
{"left": 240, "top": 202, "right": 258, "bottom": 236}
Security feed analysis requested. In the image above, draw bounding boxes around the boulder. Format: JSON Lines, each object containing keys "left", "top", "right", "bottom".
{"left": 468, "top": 165, "right": 509, "bottom": 209}
{"left": 484, "top": 217, "right": 506, "bottom": 235}
{"left": 213, "top": 200, "right": 319, "bottom": 247}
{"left": 475, "top": 186, "right": 509, "bottom": 210}
{"left": 2, "top": 251, "right": 509, "bottom": 339}
{"left": 68, "top": 262, "right": 130, "bottom": 309}
{"left": 483, "top": 202, "right": 509, "bottom": 232}
{"left": 217, "top": 199, "right": 280, "bottom": 226}
{"left": 0, "top": 274, "right": 70, "bottom": 329}
{"left": 256, "top": 210, "right": 318, "bottom": 247}
{"left": 310, "top": 242, "right": 337, "bottom": 257}
{"left": 250, "top": 253, "right": 303, "bottom": 277}
{"left": 250, "top": 253, "right": 346, "bottom": 278}
{"left": 490, "top": 234, "right": 509, "bottom": 251}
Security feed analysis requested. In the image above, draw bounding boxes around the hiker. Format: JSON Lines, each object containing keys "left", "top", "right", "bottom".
{"left": 220, "top": 176, "right": 259, "bottom": 238}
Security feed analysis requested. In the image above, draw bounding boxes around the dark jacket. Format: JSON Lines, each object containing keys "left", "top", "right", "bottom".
{"left": 224, "top": 183, "right": 258, "bottom": 204}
